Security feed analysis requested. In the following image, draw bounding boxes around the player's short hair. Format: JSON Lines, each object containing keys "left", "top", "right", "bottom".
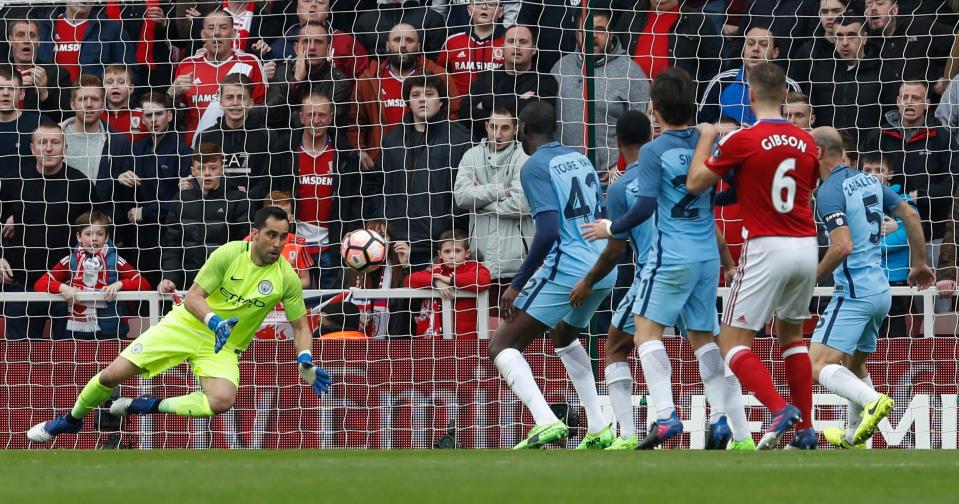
{"left": 438, "top": 229, "right": 470, "bottom": 249}
{"left": 650, "top": 67, "right": 696, "bottom": 127}
{"left": 519, "top": 100, "right": 557, "bottom": 136}
{"left": 748, "top": 62, "right": 787, "bottom": 106}
{"left": 0, "top": 64, "right": 20, "bottom": 85}
{"left": 402, "top": 72, "right": 447, "bottom": 107}
{"left": 220, "top": 73, "right": 254, "bottom": 97}
{"left": 140, "top": 90, "right": 173, "bottom": 109}
{"left": 616, "top": 110, "right": 652, "bottom": 148}
{"left": 192, "top": 142, "right": 223, "bottom": 164}
{"left": 72, "top": 73, "right": 104, "bottom": 99}
{"left": 859, "top": 151, "right": 891, "bottom": 170}
{"left": 104, "top": 64, "right": 135, "bottom": 81}
{"left": 811, "top": 127, "right": 844, "bottom": 159}
{"left": 73, "top": 210, "right": 112, "bottom": 236}
{"left": 253, "top": 206, "right": 290, "bottom": 230}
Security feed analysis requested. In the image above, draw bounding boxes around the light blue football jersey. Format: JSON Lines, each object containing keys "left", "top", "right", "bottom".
{"left": 634, "top": 128, "right": 718, "bottom": 265}
{"left": 607, "top": 160, "right": 654, "bottom": 272}
{"left": 818, "top": 165, "right": 902, "bottom": 298}
{"left": 521, "top": 141, "right": 610, "bottom": 286}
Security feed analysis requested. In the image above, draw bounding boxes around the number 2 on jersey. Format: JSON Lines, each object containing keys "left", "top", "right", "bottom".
{"left": 771, "top": 158, "right": 797, "bottom": 213}
{"left": 564, "top": 173, "right": 601, "bottom": 220}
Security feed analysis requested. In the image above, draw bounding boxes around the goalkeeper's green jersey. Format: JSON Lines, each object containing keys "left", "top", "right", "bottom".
{"left": 166, "top": 241, "right": 307, "bottom": 352}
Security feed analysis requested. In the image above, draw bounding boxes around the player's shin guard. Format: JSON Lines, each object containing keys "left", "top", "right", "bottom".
{"left": 158, "top": 391, "right": 215, "bottom": 418}
{"left": 604, "top": 362, "right": 635, "bottom": 438}
{"left": 726, "top": 346, "right": 787, "bottom": 413}
{"left": 781, "top": 341, "right": 814, "bottom": 430}
{"left": 637, "top": 340, "right": 675, "bottom": 420}
{"left": 70, "top": 372, "right": 115, "bottom": 420}
{"left": 697, "top": 343, "right": 750, "bottom": 442}
{"left": 556, "top": 340, "right": 606, "bottom": 433}
{"left": 494, "top": 348, "right": 559, "bottom": 425}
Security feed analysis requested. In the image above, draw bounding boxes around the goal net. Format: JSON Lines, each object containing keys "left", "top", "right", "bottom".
{"left": 0, "top": 0, "right": 956, "bottom": 449}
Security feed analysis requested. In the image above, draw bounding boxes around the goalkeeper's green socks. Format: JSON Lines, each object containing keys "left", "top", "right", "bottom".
{"left": 70, "top": 372, "right": 114, "bottom": 420}
{"left": 158, "top": 391, "right": 215, "bottom": 418}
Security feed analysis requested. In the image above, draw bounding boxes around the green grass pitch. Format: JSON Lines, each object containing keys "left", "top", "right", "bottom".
{"left": 2, "top": 450, "right": 956, "bottom": 503}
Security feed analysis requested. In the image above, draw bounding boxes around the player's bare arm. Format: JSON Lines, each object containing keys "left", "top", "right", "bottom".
{"left": 715, "top": 226, "right": 737, "bottom": 282}
{"left": 569, "top": 238, "right": 627, "bottom": 307}
{"left": 816, "top": 226, "right": 853, "bottom": 281}
{"left": 183, "top": 282, "right": 214, "bottom": 323}
{"left": 686, "top": 123, "right": 722, "bottom": 194}
{"left": 892, "top": 201, "right": 936, "bottom": 289}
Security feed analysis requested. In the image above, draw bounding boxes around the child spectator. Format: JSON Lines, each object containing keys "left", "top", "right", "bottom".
{"left": 100, "top": 65, "right": 145, "bottom": 141}
{"left": 346, "top": 219, "right": 412, "bottom": 338}
{"left": 405, "top": 229, "right": 491, "bottom": 339}
{"left": 862, "top": 152, "right": 918, "bottom": 337}
{"left": 34, "top": 211, "right": 151, "bottom": 339}
{"left": 437, "top": 0, "right": 506, "bottom": 100}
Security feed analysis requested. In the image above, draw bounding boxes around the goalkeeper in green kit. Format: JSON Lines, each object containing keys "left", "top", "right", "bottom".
{"left": 28, "top": 207, "right": 332, "bottom": 443}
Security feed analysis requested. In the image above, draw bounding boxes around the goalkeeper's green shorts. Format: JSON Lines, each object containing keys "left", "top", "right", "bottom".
{"left": 119, "top": 316, "right": 241, "bottom": 387}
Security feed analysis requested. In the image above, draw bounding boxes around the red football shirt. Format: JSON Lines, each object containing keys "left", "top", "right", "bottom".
{"left": 295, "top": 140, "right": 335, "bottom": 254}
{"left": 378, "top": 64, "right": 410, "bottom": 131}
{"left": 705, "top": 119, "right": 818, "bottom": 239}
{"left": 438, "top": 31, "right": 505, "bottom": 97}
{"left": 173, "top": 52, "right": 267, "bottom": 143}
{"left": 102, "top": 109, "right": 147, "bottom": 141}
{"left": 633, "top": 8, "right": 679, "bottom": 79}
{"left": 53, "top": 16, "right": 88, "bottom": 83}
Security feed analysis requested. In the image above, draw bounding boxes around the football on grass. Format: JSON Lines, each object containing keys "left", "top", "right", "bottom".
{"left": 341, "top": 229, "right": 387, "bottom": 273}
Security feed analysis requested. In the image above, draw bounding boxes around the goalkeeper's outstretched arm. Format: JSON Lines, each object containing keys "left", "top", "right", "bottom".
{"left": 292, "top": 315, "right": 332, "bottom": 396}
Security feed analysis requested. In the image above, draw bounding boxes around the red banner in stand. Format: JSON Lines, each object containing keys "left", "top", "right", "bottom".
{"left": 2, "top": 338, "right": 957, "bottom": 449}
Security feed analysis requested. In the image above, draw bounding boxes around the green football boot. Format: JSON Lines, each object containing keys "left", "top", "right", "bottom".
{"left": 604, "top": 435, "right": 639, "bottom": 451}
{"left": 513, "top": 420, "right": 569, "bottom": 450}
{"left": 853, "top": 394, "right": 894, "bottom": 445}
{"left": 823, "top": 426, "right": 865, "bottom": 449}
{"left": 727, "top": 436, "right": 757, "bottom": 451}
{"left": 576, "top": 424, "right": 615, "bottom": 450}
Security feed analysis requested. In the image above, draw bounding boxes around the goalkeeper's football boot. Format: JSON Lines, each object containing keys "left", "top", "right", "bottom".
{"left": 786, "top": 427, "right": 819, "bottom": 450}
{"left": 823, "top": 426, "right": 865, "bottom": 449}
{"left": 27, "top": 415, "right": 83, "bottom": 443}
{"left": 705, "top": 416, "right": 732, "bottom": 450}
{"left": 605, "top": 435, "right": 639, "bottom": 451}
{"left": 757, "top": 404, "right": 801, "bottom": 450}
{"left": 727, "top": 436, "right": 756, "bottom": 451}
{"left": 110, "top": 394, "right": 161, "bottom": 417}
{"left": 853, "top": 394, "right": 894, "bottom": 445}
{"left": 513, "top": 420, "right": 568, "bottom": 449}
{"left": 637, "top": 411, "right": 683, "bottom": 450}
{"left": 576, "top": 424, "right": 615, "bottom": 449}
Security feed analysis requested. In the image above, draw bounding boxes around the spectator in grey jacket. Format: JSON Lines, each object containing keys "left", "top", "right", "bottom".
{"left": 454, "top": 104, "right": 533, "bottom": 287}
{"left": 551, "top": 9, "right": 649, "bottom": 178}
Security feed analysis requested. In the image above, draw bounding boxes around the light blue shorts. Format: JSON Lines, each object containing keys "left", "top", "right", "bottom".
{"left": 515, "top": 271, "right": 613, "bottom": 330}
{"left": 812, "top": 291, "right": 892, "bottom": 355}
{"left": 632, "top": 259, "right": 720, "bottom": 334}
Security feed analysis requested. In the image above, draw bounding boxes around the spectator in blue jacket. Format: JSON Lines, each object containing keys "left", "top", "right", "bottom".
{"left": 36, "top": 3, "right": 137, "bottom": 84}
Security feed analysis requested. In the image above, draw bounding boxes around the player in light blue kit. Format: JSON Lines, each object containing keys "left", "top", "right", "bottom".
{"left": 489, "top": 101, "right": 617, "bottom": 450}
{"left": 583, "top": 68, "right": 750, "bottom": 450}
{"left": 808, "top": 127, "right": 934, "bottom": 449}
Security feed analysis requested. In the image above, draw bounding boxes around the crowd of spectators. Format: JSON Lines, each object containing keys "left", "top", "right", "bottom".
{"left": 0, "top": 0, "right": 958, "bottom": 339}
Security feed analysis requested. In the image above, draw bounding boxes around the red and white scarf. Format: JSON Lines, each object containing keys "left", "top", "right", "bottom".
{"left": 224, "top": 1, "right": 255, "bottom": 52}
{"left": 67, "top": 249, "right": 110, "bottom": 332}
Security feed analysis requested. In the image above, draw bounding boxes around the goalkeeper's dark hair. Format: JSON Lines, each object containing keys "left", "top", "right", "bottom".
{"left": 73, "top": 210, "right": 112, "bottom": 237}
{"left": 0, "top": 64, "right": 20, "bottom": 85}
{"left": 616, "top": 110, "right": 652, "bottom": 148}
{"left": 748, "top": 61, "right": 787, "bottom": 106}
{"left": 650, "top": 67, "right": 696, "bottom": 127}
{"left": 253, "top": 206, "right": 290, "bottom": 230}
{"left": 519, "top": 100, "right": 557, "bottom": 136}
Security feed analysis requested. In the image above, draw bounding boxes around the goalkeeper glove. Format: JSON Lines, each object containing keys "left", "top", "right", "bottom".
{"left": 297, "top": 351, "right": 332, "bottom": 396}
{"left": 207, "top": 315, "right": 239, "bottom": 353}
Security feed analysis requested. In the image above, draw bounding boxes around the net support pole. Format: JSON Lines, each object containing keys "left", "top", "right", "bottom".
{"left": 581, "top": 2, "right": 601, "bottom": 381}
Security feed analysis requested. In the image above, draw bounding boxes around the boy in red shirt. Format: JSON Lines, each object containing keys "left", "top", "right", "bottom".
{"left": 35, "top": 211, "right": 151, "bottom": 339}
{"left": 405, "top": 230, "right": 491, "bottom": 338}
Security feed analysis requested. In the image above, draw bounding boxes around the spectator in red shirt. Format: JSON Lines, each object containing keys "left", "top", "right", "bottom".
{"left": 169, "top": 8, "right": 268, "bottom": 143}
{"left": 437, "top": 1, "right": 506, "bottom": 100}
{"left": 101, "top": 65, "right": 144, "bottom": 141}
{"left": 268, "top": 0, "right": 369, "bottom": 79}
{"left": 405, "top": 229, "right": 492, "bottom": 339}
{"left": 35, "top": 210, "right": 151, "bottom": 340}
{"left": 4, "top": 18, "right": 72, "bottom": 121}
{"left": 37, "top": 2, "right": 136, "bottom": 83}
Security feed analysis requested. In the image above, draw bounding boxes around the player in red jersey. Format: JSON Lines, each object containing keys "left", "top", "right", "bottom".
{"left": 687, "top": 62, "right": 819, "bottom": 450}
{"left": 169, "top": 9, "right": 267, "bottom": 143}
{"left": 437, "top": 1, "right": 506, "bottom": 98}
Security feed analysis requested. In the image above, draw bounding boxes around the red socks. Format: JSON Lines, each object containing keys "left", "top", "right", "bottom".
{"left": 781, "top": 341, "right": 814, "bottom": 430}
{"left": 726, "top": 346, "right": 787, "bottom": 413}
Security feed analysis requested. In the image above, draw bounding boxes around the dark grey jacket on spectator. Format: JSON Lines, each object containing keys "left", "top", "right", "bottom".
{"left": 788, "top": 29, "right": 837, "bottom": 91}
{"left": 0, "top": 161, "right": 94, "bottom": 287}
{"left": 458, "top": 68, "right": 558, "bottom": 141}
{"left": 863, "top": 111, "right": 959, "bottom": 239}
{"left": 160, "top": 182, "right": 251, "bottom": 288}
{"left": 809, "top": 53, "right": 884, "bottom": 149}
{"left": 363, "top": 112, "right": 471, "bottom": 255}
{"left": 612, "top": 6, "right": 721, "bottom": 100}
{"left": 354, "top": 2, "right": 447, "bottom": 58}
{"left": 194, "top": 118, "right": 293, "bottom": 202}
{"left": 265, "top": 59, "right": 353, "bottom": 130}
{"left": 867, "top": 16, "right": 954, "bottom": 102}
